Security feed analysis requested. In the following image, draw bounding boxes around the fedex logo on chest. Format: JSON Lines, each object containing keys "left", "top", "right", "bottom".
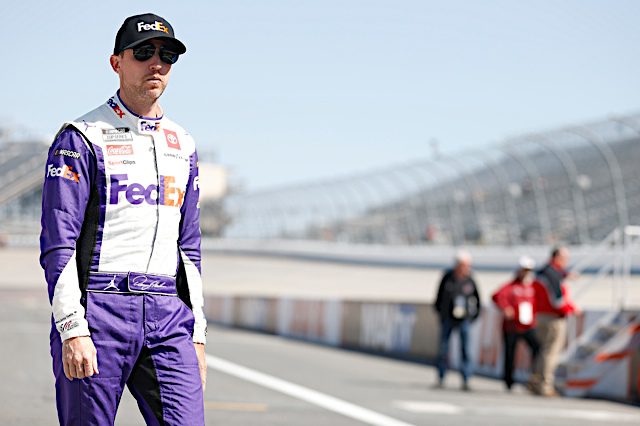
{"left": 109, "top": 174, "right": 184, "bottom": 207}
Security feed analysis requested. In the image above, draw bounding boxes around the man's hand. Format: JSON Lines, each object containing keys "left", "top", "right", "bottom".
{"left": 567, "top": 271, "right": 580, "bottom": 281}
{"left": 503, "top": 306, "right": 515, "bottom": 320}
{"left": 195, "top": 343, "right": 207, "bottom": 392}
{"left": 62, "top": 336, "right": 99, "bottom": 380}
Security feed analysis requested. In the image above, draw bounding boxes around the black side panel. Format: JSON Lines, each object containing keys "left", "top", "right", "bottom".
{"left": 176, "top": 257, "right": 193, "bottom": 309}
{"left": 76, "top": 184, "right": 99, "bottom": 299}
{"left": 128, "top": 347, "right": 165, "bottom": 424}
{"left": 74, "top": 130, "right": 99, "bottom": 304}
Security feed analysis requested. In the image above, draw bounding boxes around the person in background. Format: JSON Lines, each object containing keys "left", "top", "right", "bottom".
{"left": 434, "top": 250, "right": 481, "bottom": 391}
{"left": 530, "top": 246, "right": 579, "bottom": 396}
{"left": 492, "top": 256, "right": 540, "bottom": 391}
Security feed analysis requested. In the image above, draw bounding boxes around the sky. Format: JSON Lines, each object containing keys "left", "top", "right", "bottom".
{"left": 2, "top": 1, "right": 639, "bottom": 191}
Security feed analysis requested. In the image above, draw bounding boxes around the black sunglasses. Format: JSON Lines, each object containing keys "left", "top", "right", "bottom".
{"left": 132, "top": 43, "right": 180, "bottom": 65}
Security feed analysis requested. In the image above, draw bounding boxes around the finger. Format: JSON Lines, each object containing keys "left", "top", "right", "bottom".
{"left": 93, "top": 352, "right": 99, "bottom": 375}
{"left": 68, "top": 362, "right": 78, "bottom": 380}
{"left": 84, "top": 359, "right": 94, "bottom": 377}
{"left": 63, "top": 360, "right": 72, "bottom": 381}
{"left": 74, "top": 361, "right": 86, "bottom": 379}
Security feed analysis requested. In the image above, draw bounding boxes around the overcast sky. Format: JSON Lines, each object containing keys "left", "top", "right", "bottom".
{"left": 2, "top": 1, "right": 639, "bottom": 190}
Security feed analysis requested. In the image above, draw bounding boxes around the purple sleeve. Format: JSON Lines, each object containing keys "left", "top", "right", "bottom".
{"left": 178, "top": 149, "right": 207, "bottom": 343}
{"left": 39, "top": 127, "right": 94, "bottom": 303}
{"left": 178, "top": 150, "right": 201, "bottom": 271}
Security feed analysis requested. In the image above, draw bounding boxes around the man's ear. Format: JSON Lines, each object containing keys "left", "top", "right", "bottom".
{"left": 109, "top": 54, "right": 120, "bottom": 73}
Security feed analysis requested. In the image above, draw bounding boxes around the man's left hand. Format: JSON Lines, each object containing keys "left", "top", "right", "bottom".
{"left": 194, "top": 343, "right": 207, "bottom": 392}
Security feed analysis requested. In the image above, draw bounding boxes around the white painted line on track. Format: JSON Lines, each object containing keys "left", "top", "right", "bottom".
{"left": 393, "top": 400, "right": 640, "bottom": 423}
{"left": 394, "top": 401, "right": 463, "bottom": 415}
{"left": 206, "top": 354, "right": 416, "bottom": 426}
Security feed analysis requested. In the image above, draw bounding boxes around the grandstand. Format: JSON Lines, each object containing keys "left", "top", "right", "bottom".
{"left": 0, "top": 126, "right": 229, "bottom": 244}
{"left": 225, "top": 114, "right": 640, "bottom": 246}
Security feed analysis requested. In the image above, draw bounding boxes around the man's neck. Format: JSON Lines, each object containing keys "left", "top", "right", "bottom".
{"left": 119, "top": 89, "right": 162, "bottom": 118}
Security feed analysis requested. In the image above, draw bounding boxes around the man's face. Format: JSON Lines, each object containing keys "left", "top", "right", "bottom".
{"left": 455, "top": 260, "right": 471, "bottom": 278}
{"left": 111, "top": 39, "right": 172, "bottom": 103}
{"left": 553, "top": 248, "right": 570, "bottom": 269}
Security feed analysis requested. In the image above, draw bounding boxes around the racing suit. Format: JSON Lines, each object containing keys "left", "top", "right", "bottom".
{"left": 40, "top": 91, "right": 206, "bottom": 425}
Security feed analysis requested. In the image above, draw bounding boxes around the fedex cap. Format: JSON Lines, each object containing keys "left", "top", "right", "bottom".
{"left": 113, "top": 13, "right": 186, "bottom": 55}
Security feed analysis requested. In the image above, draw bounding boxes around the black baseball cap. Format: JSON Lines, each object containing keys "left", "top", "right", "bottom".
{"left": 113, "top": 13, "right": 186, "bottom": 55}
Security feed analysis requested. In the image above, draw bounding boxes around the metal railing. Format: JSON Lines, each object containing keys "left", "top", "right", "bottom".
{"left": 225, "top": 113, "right": 640, "bottom": 246}
{"left": 562, "top": 225, "right": 640, "bottom": 360}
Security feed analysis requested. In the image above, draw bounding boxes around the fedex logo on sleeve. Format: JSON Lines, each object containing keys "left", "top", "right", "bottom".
{"left": 109, "top": 174, "right": 184, "bottom": 207}
{"left": 47, "top": 164, "right": 80, "bottom": 183}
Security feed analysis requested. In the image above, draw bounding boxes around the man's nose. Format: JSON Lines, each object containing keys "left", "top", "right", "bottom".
{"left": 148, "top": 55, "right": 162, "bottom": 69}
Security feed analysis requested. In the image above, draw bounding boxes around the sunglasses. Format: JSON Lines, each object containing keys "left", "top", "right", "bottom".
{"left": 132, "top": 43, "right": 180, "bottom": 65}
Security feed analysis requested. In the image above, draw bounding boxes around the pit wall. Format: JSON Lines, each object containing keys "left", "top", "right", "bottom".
{"left": 204, "top": 295, "right": 640, "bottom": 403}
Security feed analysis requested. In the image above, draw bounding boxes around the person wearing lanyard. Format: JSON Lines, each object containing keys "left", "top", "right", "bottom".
{"left": 433, "top": 250, "right": 481, "bottom": 391}
{"left": 492, "top": 256, "right": 540, "bottom": 391}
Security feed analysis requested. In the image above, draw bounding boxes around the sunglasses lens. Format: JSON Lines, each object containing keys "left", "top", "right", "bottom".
{"left": 160, "top": 48, "right": 179, "bottom": 65}
{"left": 132, "top": 44, "right": 156, "bottom": 61}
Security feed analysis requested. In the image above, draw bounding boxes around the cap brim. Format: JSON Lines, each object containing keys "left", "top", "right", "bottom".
{"left": 120, "top": 35, "right": 187, "bottom": 54}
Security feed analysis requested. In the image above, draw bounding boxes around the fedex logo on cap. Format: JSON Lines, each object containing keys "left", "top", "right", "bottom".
{"left": 163, "top": 129, "right": 181, "bottom": 150}
{"left": 137, "top": 21, "right": 169, "bottom": 33}
{"left": 110, "top": 174, "right": 184, "bottom": 207}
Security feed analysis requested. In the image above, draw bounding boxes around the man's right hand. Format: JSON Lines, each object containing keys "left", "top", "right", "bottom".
{"left": 503, "top": 306, "right": 515, "bottom": 320}
{"left": 62, "top": 336, "right": 99, "bottom": 380}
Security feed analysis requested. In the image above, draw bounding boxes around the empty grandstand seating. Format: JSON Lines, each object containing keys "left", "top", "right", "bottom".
{"left": 225, "top": 114, "right": 640, "bottom": 246}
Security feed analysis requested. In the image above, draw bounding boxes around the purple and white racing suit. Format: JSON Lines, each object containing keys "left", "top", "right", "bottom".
{"left": 40, "top": 91, "right": 206, "bottom": 425}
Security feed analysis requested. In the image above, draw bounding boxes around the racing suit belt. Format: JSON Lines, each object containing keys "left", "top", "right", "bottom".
{"left": 87, "top": 272, "right": 178, "bottom": 295}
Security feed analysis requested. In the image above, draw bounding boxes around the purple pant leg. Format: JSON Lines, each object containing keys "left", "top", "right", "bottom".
{"left": 128, "top": 294, "right": 204, "bottom": 425}
{"left": 51, "top": 291, "right": 203, "bottom": 425}
{"left": 51, "top": 293, "right": 143, "bottom": 425}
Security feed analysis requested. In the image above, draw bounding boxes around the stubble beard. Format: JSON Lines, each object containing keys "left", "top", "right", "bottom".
{"left": 121, "top": 79, "right": 166, "bottom": 111}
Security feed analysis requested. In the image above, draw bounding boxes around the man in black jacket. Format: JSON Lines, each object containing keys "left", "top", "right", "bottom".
{"left": 434, "top": 250, "right": 481, "bottom": 390}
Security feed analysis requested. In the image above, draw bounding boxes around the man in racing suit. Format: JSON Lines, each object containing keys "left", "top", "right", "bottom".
{"left": 40, "top": 13, "right": 207, "bottom": 425}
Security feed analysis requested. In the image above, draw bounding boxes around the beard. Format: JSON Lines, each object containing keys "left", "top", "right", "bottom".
{"left": 122, "top": 78, "right": 167, "bottom": 107}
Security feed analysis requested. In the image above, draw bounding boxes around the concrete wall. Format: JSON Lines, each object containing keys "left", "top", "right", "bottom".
{"left": 204, "top": 294, "right": 640, "bottom": 404}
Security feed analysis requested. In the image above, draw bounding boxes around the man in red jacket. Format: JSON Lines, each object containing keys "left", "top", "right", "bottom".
{"left": 530, "top": 246, "right": 579, "bottom": 396}
{"left": 492, "top": 256, "right": 540, "bottom": 391}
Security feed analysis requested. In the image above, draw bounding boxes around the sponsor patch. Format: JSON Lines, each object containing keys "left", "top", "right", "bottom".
{"left": 107, "top": 159, "right": 136, "bottom": 167}
{"left": 107, "top": 98, "right": 125, "bottom": 119}
{"left": 139, "top": 120, "right": 161, "bottom": 133}
{"left": 106, "top": 144, "right": 134, "bottom": 156}
{"left": 103, "top": 276, "right": 120, "bottom": 291}
{"left": 110, "top": 174, "right": 184, "bottom": 207}
{"left": 102, "top": 127, "right": 133, "bottom": 142}
{"left": 55, "top": 311, "right": 77, "bottom": 324}
{"left": 163, "top": 129, "right": 181, "bottom": 150}
{"left": 163, "top": 152, "right": 188, "bottom": 161}
{"left": 59, "top": 320, "right": 79, "bottom": 333}
{"left": 47, "top": 164, "right": 80, "bottom": 183}
{"left": 54, "top": 148, "right": 81, "bottom": 159}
